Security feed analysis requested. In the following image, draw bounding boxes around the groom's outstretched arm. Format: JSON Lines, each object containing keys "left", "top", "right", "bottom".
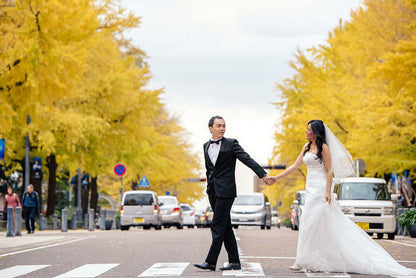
{"left": 232, "top": 139, "right": 267, "bottom": 179}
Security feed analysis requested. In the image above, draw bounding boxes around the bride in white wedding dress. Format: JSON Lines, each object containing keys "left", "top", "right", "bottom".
{"left": 268, "top": 120, "right": 416, "bottom": 276}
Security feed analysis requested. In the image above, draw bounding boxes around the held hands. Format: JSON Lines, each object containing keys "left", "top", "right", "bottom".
{"left": 262, "top": 175, "right": 279, "bottom": 186}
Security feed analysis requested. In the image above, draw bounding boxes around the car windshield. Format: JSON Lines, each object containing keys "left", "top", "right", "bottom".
{"left": 181, "top": 205, "right": 191, "bottom": 211}
{"left": 339, "top": 182, "right": 389, "bottom": 200}
{"left": 298, "top": 193, "right": 306, "bottom": 205}
{"left": 159, "top": 197, "right": 176, "bottom": 205}
{"left": 234, "top": 195, "right": 263, "bottom": 206}
{"left": 124, "top": 194, "right": 154, "bottom": 206}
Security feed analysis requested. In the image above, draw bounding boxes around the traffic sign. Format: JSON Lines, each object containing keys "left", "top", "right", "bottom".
{"left": 114, "top": 163, "right": 127, "bottom": 177}
{"left": 139, "top": 175, "right": 150, "bottom": 188}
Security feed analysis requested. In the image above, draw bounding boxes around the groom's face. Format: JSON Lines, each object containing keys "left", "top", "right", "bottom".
{"left": 209, "top": 118, "right": 226, "bottom": 140}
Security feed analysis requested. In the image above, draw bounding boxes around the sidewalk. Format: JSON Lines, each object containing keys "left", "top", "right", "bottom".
{"left": 0, "top": 230, "right": 98, "bottom": 257}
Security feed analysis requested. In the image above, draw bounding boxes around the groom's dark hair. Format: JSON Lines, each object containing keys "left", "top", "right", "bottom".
{"left": 208, "top": 115, "right": 224, "bottom": 127}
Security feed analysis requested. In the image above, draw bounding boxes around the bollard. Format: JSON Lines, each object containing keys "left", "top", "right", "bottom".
{"left": 61, "top": 209, "right": 67, "bottom": 232}
{"left": 15, "top": 207, "right": 22, "bottom": 236}
{"left": 84, "top": 213, "right": 88, "bottom": 230}
{"left": 72, "top": 212, "right": 77, "bottom": 230}
{"left": 53, "top": 214, "right": 58, "bottom": 230}
{"left": 39, "top": 213, "right": 46, "bottom": 230}
{"left": 89, "top": 209, "right": 94, "bottom": 231}
{"left": 100, "top": 209, "right": 106, "bottom": 231}
{"left": 6, "top": 207, "right": 15, "bottom": 237}
{"left": 111, "top": 210, "right": 116, "bottom": 230}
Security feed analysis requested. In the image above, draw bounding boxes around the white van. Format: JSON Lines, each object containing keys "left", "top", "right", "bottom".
{"left": 120, "top": 190, "right": 162, "bottom": 231}
{"left": 333, "top": 177, "right": 396, "bottom": 240}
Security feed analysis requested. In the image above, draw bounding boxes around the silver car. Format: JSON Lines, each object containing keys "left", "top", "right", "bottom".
{"left": 231, "top": 193, "right": 272, "bottom": 229}
{"left": 180, "top": 203, "right": 195, "bottom": 228}
{"left": 120, "top": 190, "right": 162, "bottom": 231}
{"left": 159, "top": 196, "right": 183, "bottom": 229}
{"left": 290, "top": 190, "right": 305, "bottom": 230}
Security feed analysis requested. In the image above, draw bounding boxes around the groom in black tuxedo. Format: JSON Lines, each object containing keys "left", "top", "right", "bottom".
{"left": 194, "top": 116, "right": 269, "bottom": 271}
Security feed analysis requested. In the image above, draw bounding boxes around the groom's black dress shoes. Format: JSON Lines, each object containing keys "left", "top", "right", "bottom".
{"left": 193, "top": 262, "right": 216, "bottom": 271}
{"left": 220, "top": 263, "right": 241, "bottom": 271}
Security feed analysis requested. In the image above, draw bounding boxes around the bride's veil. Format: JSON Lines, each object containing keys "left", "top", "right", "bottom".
{"left": 324, "top": 123, "right": 356, "bottom": 178}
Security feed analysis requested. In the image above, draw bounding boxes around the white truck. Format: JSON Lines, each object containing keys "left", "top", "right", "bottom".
{"left": 333, "top": 177, "right": 396, "bottom": 240}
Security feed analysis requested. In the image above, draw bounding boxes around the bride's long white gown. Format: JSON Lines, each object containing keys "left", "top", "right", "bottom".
{"left": 296, "top": 152, "right": 416, "bottom": 276}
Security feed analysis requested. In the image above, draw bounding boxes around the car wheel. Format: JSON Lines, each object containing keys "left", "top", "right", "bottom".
{"left": 177, "top": 223, "right": 184, "bottom": 229}
{"left": 294, "top": 224, "right": 298, "bottom": 231}
{"left": 120, "top": 225, "right": 129, "bottom": 231}
{"left": 377, "top": 233, "right": 384, "bottom": 239}
{"left": 266, "top": 225, "right": 271, "bottom": 230}
{"left": 155, "top": 223, "right": 162, "bottom": 230}
{"left": 261, "top": 225, "right": 265, "bottom": 230}
{"left": 388, "top": 233, "right": 395, "bottom": 240}
{"left": 233, "top": 225, "right": 239, "bottom": 229}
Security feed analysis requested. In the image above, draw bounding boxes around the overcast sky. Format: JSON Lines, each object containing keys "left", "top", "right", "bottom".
{"left": 121, "top": 0, "right": 362, "bottom": 174}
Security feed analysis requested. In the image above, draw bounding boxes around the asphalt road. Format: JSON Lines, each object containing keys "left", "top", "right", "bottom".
{"left": 0, "top": 226, "right": 415, "bottom": 277}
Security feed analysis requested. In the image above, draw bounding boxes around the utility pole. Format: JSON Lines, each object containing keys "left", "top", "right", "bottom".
{"left": 25, "top": 115, "right": 31, "bottom": 191}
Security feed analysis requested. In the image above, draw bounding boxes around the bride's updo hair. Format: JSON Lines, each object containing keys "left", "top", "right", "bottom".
{"left": 304, "top": 119, "right": 326, "bottom": 163}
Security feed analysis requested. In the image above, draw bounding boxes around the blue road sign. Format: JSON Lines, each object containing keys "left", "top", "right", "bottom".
{"left": 0, "top": 139, "right": 4, "bottom": 160}
{"left": 139, "top": 175, "right": 150, "bottom": 188}
{"left": 114, "top": 163, "right": 127, "bottom": 177}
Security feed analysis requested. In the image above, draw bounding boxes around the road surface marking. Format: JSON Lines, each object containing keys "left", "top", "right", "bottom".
{"left": 138, "top": 262, "right": 189, "bottom": 277}
{"left": 0, "top": 236, "right": 96, "bottom": 258}
{"left": 222, "top": 262, "right": 264, "bottom": 276}
{"left": 54, "top": 264, "right": 119, "bottom": 278}
{"left": 0, "top": 265, "right": 50, "bottom": 278}
{"left": 381, "top": 240, "right": 416, "bottom": 248}
{"left": 241, "top": 256, "right": 296, "bottom": 260}
{"left": 305, "top": 272, "right": 350, "bottom": 278}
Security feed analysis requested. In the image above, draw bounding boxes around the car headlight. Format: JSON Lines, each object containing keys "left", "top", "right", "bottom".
{"left": 384, "top": 207, "right": 394, "bottom": 215}
{"left": 341, "top": 206, "right": 352, "bottom": 215}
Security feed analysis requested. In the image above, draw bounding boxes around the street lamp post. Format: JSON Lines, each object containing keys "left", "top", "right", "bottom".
{"left": 173, "top": 178, "right": 206, "bottom": 196}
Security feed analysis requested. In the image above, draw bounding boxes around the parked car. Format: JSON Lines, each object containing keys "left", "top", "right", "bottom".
{"left": 333, "top": 177, "right": 396, "bottom": 240}
{"left": 194, "top": 209, "right": 207, "bottom": 227}
{"left": 119, "top": 190, "right": 162, "bottom": 231}
{"left": 159, "top": 196, "right": 183, "bottom": 229}
{"left": 231, "top": 193, "right": 272, "bottom": 229}
{"left": 180, "top": 203, "right": 195, "bottom": 228}
{"left": 290, "top": 190, "right": 305, "bottom": 230}
{"left": 271, "top": 210, "right": 281, "bottom": 228}
{"left": 205, "top": 206, "right": 214, "bottom": 227}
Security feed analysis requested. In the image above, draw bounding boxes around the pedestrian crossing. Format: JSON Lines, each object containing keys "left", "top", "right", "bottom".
{"left": 0, "top": 263, "right": 369, "bottom": 277}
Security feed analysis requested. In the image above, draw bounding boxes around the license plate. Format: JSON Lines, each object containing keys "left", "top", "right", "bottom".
{"left": 356, "top": 222, "right": 369, "bottom": 230}
{"left": 134, "top": 218, "right": 144, "bottom": 223}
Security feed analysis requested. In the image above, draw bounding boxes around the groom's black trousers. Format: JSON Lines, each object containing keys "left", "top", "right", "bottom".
{"left": 206, "top": 192, "right": 240, "bottom": 266}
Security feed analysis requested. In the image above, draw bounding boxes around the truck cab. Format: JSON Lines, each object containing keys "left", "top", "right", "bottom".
{"left": 333, "top": 177, "right": 396, "bottom": 240}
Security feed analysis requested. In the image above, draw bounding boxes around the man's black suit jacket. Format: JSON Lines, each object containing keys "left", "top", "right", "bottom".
{"left": 204, "top": 137, "right": 266, "bottom": 198}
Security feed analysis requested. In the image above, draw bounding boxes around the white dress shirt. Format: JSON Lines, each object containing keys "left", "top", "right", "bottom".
{"left": 208, "top": 139, "right": 222, "bottom": 166}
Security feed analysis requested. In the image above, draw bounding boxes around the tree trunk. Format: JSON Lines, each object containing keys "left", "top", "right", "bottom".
{"left": 90, "top": 176, "right": 98, "bottom": 214}
{"left": 46, "top": 154, "right": 57, "bottom": 217}
{"left": 81, "top": 183, "right": 89, "bottom": 215}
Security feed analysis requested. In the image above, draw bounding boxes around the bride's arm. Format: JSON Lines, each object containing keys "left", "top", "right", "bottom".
{"left": 268, "top": 144, "right": 307, "bottom": 184}
{"left": 322, "top": 143, "right": 333, "bottom": 203}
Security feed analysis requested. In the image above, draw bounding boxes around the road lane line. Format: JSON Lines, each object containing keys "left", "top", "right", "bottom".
{"left": 0, "top": 236, "right": 96, "bottom": 258}
{"left": 138, "top": 262, "right": 189, "bottom": 277}
{"left": 0, "top": 265, "right": 50, "bottom": 278}
{"left": 54, "top": 264, "right": 119, "bottom": 278}
{"left": 241, "top": 256, "right": 296, "bottom": 260}
{"left": 381, "top": 240, "right": 416, "bottom": 248}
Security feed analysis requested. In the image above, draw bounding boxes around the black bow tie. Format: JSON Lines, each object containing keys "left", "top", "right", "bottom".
{"left": 210, "top": 138, "right": 223, "bottom": 144}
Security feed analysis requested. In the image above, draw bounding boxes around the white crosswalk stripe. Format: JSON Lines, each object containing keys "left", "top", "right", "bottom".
{"left": 222, "top": 262, "right": 264, "bottom": 276}
{"left": 0, "top": 265, "right": 50, "bottom": 278}
{"left": 54, "top": 264, "right": 119, "bottom": 278}
{"left": 304, "top": 272, "right": 350, "bottom": 277}
{"left": 138, "top": 262, "right": 190, "bottom": 277}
